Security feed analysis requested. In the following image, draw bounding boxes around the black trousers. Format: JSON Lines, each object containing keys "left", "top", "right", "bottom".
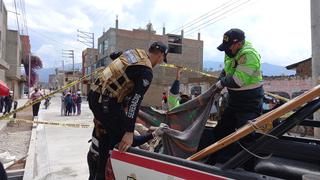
{"left": 3, "top": 105, "right": 12, "bottom": 114}
{"left": 88, "top": 131, "right": 124, "bottom": 180}
{"left": 32, "top": 102, "right": 41, "bottom": 116}
{"left": 209, "top": 108, "right": 261, "bottom": 164}
{"left": 0, "top": 161, "right": 7, "bottom": 180}
{"left": 87, "top": 151, "right": 98, "bottom": 180}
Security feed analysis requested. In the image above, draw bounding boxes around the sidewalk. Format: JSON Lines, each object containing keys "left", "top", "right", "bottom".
{"left": 24, "top": 93, "right": 93, "bottom": 180}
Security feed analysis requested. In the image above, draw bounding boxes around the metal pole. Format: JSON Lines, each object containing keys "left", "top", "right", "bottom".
{"left": 72, "top": 50, "right": 74, "bottom": 75}
{"left": 62, "top": 59, "right": 64, "bottom": 72}
{"left": 92, "top": 33, "right": 94, "bottom": 49}
{"left": 311, "top": 0, "right": 320, "bottom": 139}
{"left": 28, "top": 53, "right": 31, "bottom": 98}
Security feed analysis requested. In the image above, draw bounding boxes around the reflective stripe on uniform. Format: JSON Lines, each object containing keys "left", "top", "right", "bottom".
{"left": 90, "top": 145, "right": 99, "bottom": 156}
{"left": 252, "top": 70, "right": 262, "bottom": 77}
{"left": 236, "top": 65, "right": 255, "bottom": 75}
{"left": 236, "top": 65, "right": 262, "bottom": 77}
{"left": 232, "top": 75, "right": 244, "bottom": 87}
{"left": 228, "top": 82, "right": 263, "bottom": 91}
{"left": 92, "top": 136, "right": 99, "bottom": 148}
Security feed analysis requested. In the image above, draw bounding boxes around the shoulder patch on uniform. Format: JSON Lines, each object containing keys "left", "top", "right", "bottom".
{"left": 123, "top": 50, "right": 138, "bottom": 64}
{"left": 142, "top": 79, "right": 150, "bottom": 87}
{"left": 238, "top": 55, "right": 246, "bottom": 64}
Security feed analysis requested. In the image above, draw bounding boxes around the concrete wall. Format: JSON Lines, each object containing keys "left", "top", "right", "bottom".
{"left": 0, "top": 69, "right": 4, "bottom": 82}
{"left": 0, "top": 2, "right": 9, "bottom": 81}
{"left": 6, "top": 30, "right": 21, "bottom": 79}
{"left": 81, "top": 48, "right": 98, "bottom": 95}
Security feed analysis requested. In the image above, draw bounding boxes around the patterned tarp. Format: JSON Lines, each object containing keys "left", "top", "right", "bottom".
{"left": 138, "top": 85, "right": 219, "bottom": 158}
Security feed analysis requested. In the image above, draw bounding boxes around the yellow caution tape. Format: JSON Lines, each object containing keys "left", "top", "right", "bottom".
{"left": 160, "top": 63, "right": 218, "bottom": 78}
{"left": 11, "top": 118, "right": 93, "bottom": 128}
{"left": 0, "top": 67, "right": 104, "bottom": 120}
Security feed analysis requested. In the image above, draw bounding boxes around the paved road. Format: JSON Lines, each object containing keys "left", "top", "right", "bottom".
{"left": 31, "top": 94, "right": 94, "bottom": 180}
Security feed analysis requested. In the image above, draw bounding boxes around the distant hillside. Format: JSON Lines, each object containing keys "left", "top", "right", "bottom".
{"left": 204, "top": 61, "right": 295, "bottom": 76}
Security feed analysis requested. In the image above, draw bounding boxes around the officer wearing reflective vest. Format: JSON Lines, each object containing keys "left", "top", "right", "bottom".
{"left": 167, "top": 68, "right": 190, "bottom": 110}
{"left": 87, "top": 41, "right": 168, "bottom": 180}
{"left": 213, "top": 28, "right": 264, "bottom": 163}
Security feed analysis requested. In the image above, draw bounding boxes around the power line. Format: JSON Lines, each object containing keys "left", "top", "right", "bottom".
{"left": 169, "top": 0, "right": 236, "bottom": 34}
{"left": 20, "top": 0, "right": 28, "bottom": 35}
{"left": 29, "top": 28, "right": 83, "bottom": 51}
{"left": 184, "top": 0, "right": 251, "bottom": 36}
{"left": 12, "top": 0, "right": 20, "bottom": 33}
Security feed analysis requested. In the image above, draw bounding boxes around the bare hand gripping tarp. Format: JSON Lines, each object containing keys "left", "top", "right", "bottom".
{"left": 138, "top": 85, "right": 220, "bottom": 158}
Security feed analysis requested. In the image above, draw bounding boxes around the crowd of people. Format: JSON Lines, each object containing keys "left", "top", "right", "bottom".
{"left": 60, "top": 90, "right": 82, "bottom": 116}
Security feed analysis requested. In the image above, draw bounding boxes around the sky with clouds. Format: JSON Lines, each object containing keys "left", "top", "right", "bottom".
{"left": 3, "top": 0, "right": 311, "bottom": 68}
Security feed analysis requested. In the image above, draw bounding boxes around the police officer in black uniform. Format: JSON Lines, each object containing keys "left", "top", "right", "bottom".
{"left": 87, "top": 41, "right": 168, "bottom": 180}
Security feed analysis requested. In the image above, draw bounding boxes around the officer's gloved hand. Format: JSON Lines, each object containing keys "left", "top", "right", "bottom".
{"left": 152, "top": 123, "right": 169, "bottom": 137}
{"left": 109, "top": 51, "right": 123, "bottom": 60}
{"left": 218, "top": 69, "right": 226, "bottom": 80}
{"left": 215, "top": 80, "right": 224, "bottom": 91}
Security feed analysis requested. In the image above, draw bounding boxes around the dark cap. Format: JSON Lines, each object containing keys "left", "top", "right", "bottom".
{"left": 217, "top": 28, "right": 245, "bottom": 51}
{"left": 149, "top": 41, "right": 168, "bottom": 63}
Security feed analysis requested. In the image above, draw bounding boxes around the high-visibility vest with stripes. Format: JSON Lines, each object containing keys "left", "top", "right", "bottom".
{"left": 91, "top": 49, "right": 152, "bottom": 103}
{"left": 168, "top": 93, "right": 180, "bottom": 110}
{"left": 224, "top": 41, "right": 262, "bottom": 89}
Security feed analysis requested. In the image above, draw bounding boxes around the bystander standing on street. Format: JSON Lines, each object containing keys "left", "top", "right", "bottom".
{"left": 161, "top": 92, "right": 168, "bottom": 111}
{"left": 30, "top": 88, "right": 43, "bottom": 118}
{"left": 65, "top": 92, "right": 73, "bottom": 116}
{"left": 76, "top": 91, "right": 82, "bottom": 115}
{"left": 0, "top": 96, "right": 4, "bottom": 113}
{"left": 71, "top": 92, "right": 77, "bottom": 115}
{"left": 3, "top": 91, "right": 14, "bottom": 114}
{"left": 61, "top": 92, "right": 66, "bottom": 116}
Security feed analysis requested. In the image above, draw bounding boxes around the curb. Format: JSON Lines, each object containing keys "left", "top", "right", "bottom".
{"left": 22, "top": 123, "right": 37, "bottom": 180}
{"left": 0, "top": 120, "right": 9, "bottom": 131}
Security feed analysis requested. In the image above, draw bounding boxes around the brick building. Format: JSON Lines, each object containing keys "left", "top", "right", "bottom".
{"left": 81, "top": 48, "right": 98, "bottom": 95}
{"left": 286, "top": 58, "right": 311, "bottom": 77}
{"left": 263, "top": 76, "right": 312, "bottom": 98}
{"left": 263, "top": 57, "right": 313, "bottom": 98}
{"left": 64, "top": 70, "right": 82, "bottom": 92}
{"left": 96, "top": 22, "right": 204, "bottom": 106}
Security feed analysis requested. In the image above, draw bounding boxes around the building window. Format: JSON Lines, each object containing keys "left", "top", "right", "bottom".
{"left": 98, "top": 43, "right": 103, "bottom": 54}
{"left": 168, "top": 44, "right": 182, "bottom": 54}
{"left": 168, "top": 35, "right": 182, "bottom": 44}
{"left": 103, "top": 40, "right": 109, "bottom": 54}
{"left": 167, "top": 34, "right": 182, "bottom": 54}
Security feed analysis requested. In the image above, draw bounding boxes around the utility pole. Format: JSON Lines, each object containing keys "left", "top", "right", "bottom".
{"left": 62, "top": 49, "right": 75, "bottom": 91}
{"left": 77, "top": 29, "right": 95, "bottom": 83}
{"left": 62, "top": 50, "right": 75, "bottom": 73}
{"left": 311, "top": 0, "right": 320, "bottom": 139}
{"left": 28, "top": 53, "right": 31, "bottom": 98}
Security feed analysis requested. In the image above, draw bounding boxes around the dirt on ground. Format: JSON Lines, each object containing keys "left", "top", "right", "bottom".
{"left": 0, "top": 106, "right": 33, "bottom": 170}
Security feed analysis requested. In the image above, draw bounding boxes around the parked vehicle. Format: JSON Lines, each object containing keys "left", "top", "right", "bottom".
{"left": 110, "top": 89, "right": 320, "bottom": 180}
